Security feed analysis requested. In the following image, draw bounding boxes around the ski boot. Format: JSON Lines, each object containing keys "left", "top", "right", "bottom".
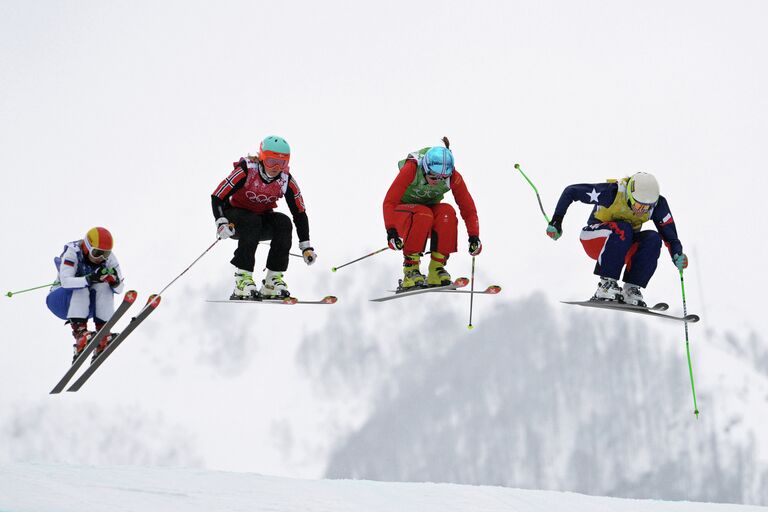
{"left": 231, "top": 269, "right": 259, "bottom": 299}
{"left": 427, "top": 252, "right": 452, "bottom": 287}
{"left": 591, "top": 277, "right": 623, "bottom": 302}
{"left": 260, "top": 269, "right": 291, "bottom": 299}
{"left": 398, "top": 254, "right": 426, "bottom": 291}
{"left": 92, "top": 332, "right": 119, "bottom": 362}
{"left": 70, "top": 320, "right": 94, "bottom": 363}
{"left": 622, "top": 283, "right": 647, "bottom": 307}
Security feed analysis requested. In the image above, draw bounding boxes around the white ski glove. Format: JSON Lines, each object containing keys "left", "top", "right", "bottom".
{"left": 216, "top": 217, "right": 234, "bottom": 239}
{"left": 299, "top": 240, "right": 316, "bottom": 266}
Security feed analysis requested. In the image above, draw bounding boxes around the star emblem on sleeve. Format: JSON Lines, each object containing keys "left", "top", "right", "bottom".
{"left": 587, "top": 188, "right": 601, "bottom": 203}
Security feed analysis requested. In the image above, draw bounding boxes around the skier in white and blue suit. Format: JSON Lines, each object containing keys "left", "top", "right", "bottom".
{"left": 545, "top": 172, "right": 688, "bottom": 307}
{"left": 46, "top": 226, "right": 125, "bottom": 361}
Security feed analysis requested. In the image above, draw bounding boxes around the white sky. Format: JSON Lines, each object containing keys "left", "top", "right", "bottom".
{"left": 1, "top": 0, "right": 767, "bottom": 478}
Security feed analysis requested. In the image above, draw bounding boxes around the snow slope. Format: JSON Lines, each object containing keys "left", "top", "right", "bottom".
{"left": 0, "top": 462, "right": 765, "bottom": 512}
{"left": 314, "top": 293, "right": 768, "bottom": 504}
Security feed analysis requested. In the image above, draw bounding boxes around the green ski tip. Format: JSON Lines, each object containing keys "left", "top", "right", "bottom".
{"left": 331, "top": 267, "right": 337, "bottom": 272}
{"left": 5, "top": 291, "right": 12, "bottom": 297}
{"left": 467, "top": 325, "right": 474, "bottom": 330}
{"left": 514, "top": 163, "right": 520, "bottom": 169}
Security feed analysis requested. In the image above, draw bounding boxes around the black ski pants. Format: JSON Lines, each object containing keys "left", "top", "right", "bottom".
{"left": 225, "top": 208, "right": 293, "bottom": 272}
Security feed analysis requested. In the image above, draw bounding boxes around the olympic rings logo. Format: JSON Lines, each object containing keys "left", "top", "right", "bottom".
{"left": 245, "top": 191, "right": 280, "bottom": 203}
{"left": 411, "top": 188, "right": 443, "bottom": 198}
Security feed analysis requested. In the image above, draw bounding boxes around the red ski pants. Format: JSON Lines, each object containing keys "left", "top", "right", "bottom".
{"left": 392, "top": 203, "right": 458, "bottom": 256}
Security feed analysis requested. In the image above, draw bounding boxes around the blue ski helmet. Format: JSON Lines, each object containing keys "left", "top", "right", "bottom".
{"left": 422, "top": 147, "right": 454, "bottom": 178}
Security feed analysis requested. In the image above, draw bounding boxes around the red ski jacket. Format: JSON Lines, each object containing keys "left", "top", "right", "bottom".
{"left": 383, "top": 159, "right": 479, "bottom": 237}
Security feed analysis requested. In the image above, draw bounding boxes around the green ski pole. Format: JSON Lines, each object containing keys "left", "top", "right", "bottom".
{"left": 679, "top": 269, "right": 700, "bottom": 418}
{"left": 6, "top": 282, "right": 58, "bottom": 297}
{"left": 514, "top": 163, "right": 551, "bottom": 224}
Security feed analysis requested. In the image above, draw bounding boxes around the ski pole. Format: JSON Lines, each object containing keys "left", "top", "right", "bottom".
{"left": 514, "top": 163, "right": 551, "bottom": 224}
{"left": 156, "top": 238, "right": 222, "bottom": 297}
{"left": 5, "top": 282, "right": 59, "bottom": 298}
{"left": 257, "top": 241, "right": 303, "bottom": 259}
{"left": 226, "top": 224, "right": 302, "bottom": 259}
{"left": 679, "top": 269, "right": 700, "bottom": 419}
{"left": 331, "top": 247, "right": 389, "bottom": 272}
{"left": 467, "top": 256, "right": 476, "bottom": 330}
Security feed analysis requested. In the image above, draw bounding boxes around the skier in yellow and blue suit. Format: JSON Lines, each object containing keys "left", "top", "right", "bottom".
{"left": 546, "top": 172, "right": 688, "bottom": 307}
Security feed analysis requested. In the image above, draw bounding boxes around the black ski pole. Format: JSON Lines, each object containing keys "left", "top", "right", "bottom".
{"left": 258, "top": 241, "right": 303, "bottom": 259}
{"left": 157, "top": 238, "right": 222, "bottom": 297}
{"left": 331, "top": 247, "right": 389, "bottom": 272}
{"left": 468, "top": 256, "right": 476, "bottom": 330}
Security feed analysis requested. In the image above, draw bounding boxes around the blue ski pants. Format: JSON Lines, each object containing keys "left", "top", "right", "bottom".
{"left": 579, "top": 221, "right": 662, "bottom": 288}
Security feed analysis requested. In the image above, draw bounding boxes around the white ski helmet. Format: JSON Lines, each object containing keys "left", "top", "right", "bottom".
{"left": 627, "top": 172, "right": 660, "bottom": 206}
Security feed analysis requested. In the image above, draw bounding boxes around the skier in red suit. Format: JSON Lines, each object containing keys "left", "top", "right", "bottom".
{"left": 383, "top": 141, "right": 481, "bottom": 290}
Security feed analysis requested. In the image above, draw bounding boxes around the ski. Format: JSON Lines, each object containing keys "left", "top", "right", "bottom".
{"left": 294, "top": 296, "right": 337, "bottom": 305}
{"left": 66, "top": 294, "right": 162, "bottom": 392}
{"left": 50, "top": 290, "right": 138, "bottom": 394}
{"left": 562, "top": 300, "right": 699, "bottom": 323}
{"left": 435, "top": 285, "right": 502, "bottom": 295}
{"left": 371, "top": 277, "right": 469, "bottom": 302}
{"left": 206, "top": 295, "right": 337, "bottom": 305}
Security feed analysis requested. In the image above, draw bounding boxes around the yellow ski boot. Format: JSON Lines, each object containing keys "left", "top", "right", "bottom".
{"left": 400, "top": 254, "right": 426, "bottom": 290}
{"left": 427, "top": 252, "right": 452, "bottom": 286}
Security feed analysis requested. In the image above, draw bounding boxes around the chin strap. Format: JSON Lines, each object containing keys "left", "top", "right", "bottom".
{"left": 258, "top": 163, "right": 279, "bottom": 183}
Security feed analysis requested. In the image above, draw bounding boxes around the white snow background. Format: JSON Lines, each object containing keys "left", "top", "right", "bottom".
{"left": 1, "top": 0, "right": 767, "bottom": 508}
{"left": 1, "top": 463, "right": 767, "bottom": 512}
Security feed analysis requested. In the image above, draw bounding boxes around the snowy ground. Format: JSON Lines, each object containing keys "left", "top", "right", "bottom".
{"left": 0, "top": 463, "right": 765, "bottom": 512}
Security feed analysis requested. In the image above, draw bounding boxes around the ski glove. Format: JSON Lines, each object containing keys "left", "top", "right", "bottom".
{"left": 86, "top": 267, "right": 119, "bottom": 287}
{"left": 216, "top": 217, "right": 234, "bottom": 240}
{"left": 468, "top": 236, "right": 482, "bottom": 256}
{"left": 546, "top": 217, "right": 563, "bottom": 241}
{"left": 101, "top": 267, "right": 120, "bottom": 288}
{"left": 299, "top": 241, "right": 317, "bottom": 266}
{"left": 85, "top": 268, "right": 103, "bottom": 286}
{"left": 673, "top": 253, "right": 689, "bottom": 271}
{"left": 387, "top": 228, "right": 404, "bottom": 251}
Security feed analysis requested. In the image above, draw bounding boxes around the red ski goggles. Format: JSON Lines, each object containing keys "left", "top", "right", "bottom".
{"left": 261, "top": 151, "right": 290, "bottom": 171}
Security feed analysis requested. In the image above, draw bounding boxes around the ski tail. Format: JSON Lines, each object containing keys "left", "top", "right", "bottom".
{"left": 50, "top": 290, "right": 138, "bottom": 394}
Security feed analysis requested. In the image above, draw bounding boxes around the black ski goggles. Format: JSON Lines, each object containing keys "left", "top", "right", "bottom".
{"left": 90, "top": 248, "right": 111, "bottom": 260}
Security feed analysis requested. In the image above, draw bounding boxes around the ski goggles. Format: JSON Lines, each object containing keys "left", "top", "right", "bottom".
{"left": 90, "top": 248, "right": 111, "bottom": 260}
{"left": 628, "top": 199, "right": 654, "bottom": 215}
{"left": 425, "top": 171, "right": 450, "bottom": 181}
{"left": 261, "top": 151, "right": 289, "bottom": 171}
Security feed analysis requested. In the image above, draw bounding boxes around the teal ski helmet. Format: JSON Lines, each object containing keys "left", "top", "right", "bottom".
{"left": 258, "top": 135, "right": 291, "bottom": 173}
{"left": 259, "top": 135, "right": 291, "bottom": 159}
{"left": 422, "top": 146, "right": 454, "bottom": 179}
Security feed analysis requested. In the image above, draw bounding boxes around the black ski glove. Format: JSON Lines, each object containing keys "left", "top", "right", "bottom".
{"left": 468, "top": 236, "right": 482, "bottom": 256}
{"left": 85, "top": 268, "right": 105, "bottom": 285}
{"left": 387, "top": 228, "right": 404, "bottom": 250}
{"left": 86, "top": 267, "right": 119, "bottom": 287}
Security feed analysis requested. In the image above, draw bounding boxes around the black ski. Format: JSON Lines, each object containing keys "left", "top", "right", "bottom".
{"left": 50, "top": 290, "right": 138, "bottom": 394}
{"left": 66, "top": 294, "right": 162, "bottom": 392}
{"left": 562, "top": 300, "right": 699, "bottom": 323}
